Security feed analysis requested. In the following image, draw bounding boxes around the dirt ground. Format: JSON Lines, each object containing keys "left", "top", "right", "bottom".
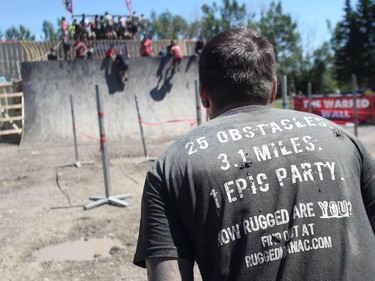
{"left": 0, "top": 125, "right": 374, "bottom": 281}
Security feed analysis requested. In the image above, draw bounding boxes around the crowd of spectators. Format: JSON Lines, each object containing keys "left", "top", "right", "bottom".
{"left": 62, "top": 11, "right": 147, "bottom": 41}
{"left": 57, "top": 11, "right": 148, "bottom": 60}
{"left": 50, "top": 11, "right": 205, "bottom": 61}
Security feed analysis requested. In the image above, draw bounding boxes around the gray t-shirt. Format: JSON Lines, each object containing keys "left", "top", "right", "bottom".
{"left": 134, "top": 105, "right": 375, "bottom": 281}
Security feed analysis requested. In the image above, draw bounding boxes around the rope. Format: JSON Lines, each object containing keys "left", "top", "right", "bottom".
{"left": 55, "top": 166, "right": 72, "bottom": 206}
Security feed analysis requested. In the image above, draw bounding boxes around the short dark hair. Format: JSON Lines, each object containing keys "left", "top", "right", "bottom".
{"left": 199, "top": 28, "right": 276, "bottom": 107}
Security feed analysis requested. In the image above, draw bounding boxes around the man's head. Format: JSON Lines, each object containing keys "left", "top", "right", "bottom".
{"left": 199, "top": 28, "right": 277, "bottom": 118}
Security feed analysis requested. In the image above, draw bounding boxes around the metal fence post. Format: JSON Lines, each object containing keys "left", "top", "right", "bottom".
{"left": 70, "top": 94, "right": 79, "bottom": 164}
{"left": 84, "top": 85, "right": 131, "bottom": 210}
{"left": 195, "top": 80, "right": 202, "bottom": 126}
{"left": 307, "top": 82, "right": 312, "bottom": 113}
{"left": 134, "top": 93, "right": 156, "bottom": 164}
{"left": 282, "top": 75, "right": 288, "bottom": 109}
{"left": 352, "top": 74, "right": 358, "bottom": 137}
{"left": 58, "top": 95, "right": 93, "bottom": 168}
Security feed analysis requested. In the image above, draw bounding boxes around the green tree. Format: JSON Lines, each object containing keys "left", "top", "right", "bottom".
{"left": 200, "top": 3, "right": 221, "bottom": 39}
{"left": 297, "top": 19, "right": 337, "bottom": 95}
{"left": 42, "top": 20, "right": 58, "bottom": 41}
{"left": 355, "top": 0, "right": 375, "bottom": 87}
{"left": 56, "top": 18, "right": 62, "bottom": 39}
{"left": 187, "top": 19, "right": 202, "bottom": 38}
{"left": 254, "top": 1, "right": 303, "bottom": 94}
{"left": 5, "top": 26, "right": 20, "bottom": 40}
{"left": 334, "top": 0, "right": 358, "bottom": 87}
{"left": 309, "top": 42, "right": 337, "bottom": 94}
{"left": 333, "top": 0, "right": 374, "bottom": 88}
{"left": 220, "top": 0, "right": 247, "bottom": 30}
{"left": 5, "top": 25, "right": 35, "bottom": 41}
{"left": 172, "top": 15, "right": 189, "bottom": 38}
{"left": 200, "top": 0, "right": 247, "bottom": 39}
{"left": 0, "top": 29, "right": 3, "bottom": 40}
{"left": 148, "top": 11, "right": 189, "bottom": 39}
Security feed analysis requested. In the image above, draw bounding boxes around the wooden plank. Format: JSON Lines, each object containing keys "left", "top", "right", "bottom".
{"left": 0, "top": 128, "right": 22, "bottom": 135}
{"left": 11, "top": 123, "right": 19, "bottom": 130}
{"left": 0, "top": 82, "right": 13, "bottom": 87}
{"left": 20, "top": 96, "right": 24, "bottom": 146}
{"left": 0, "top": 104, "right": 23, "bottom": 110}
{"left": 0, "top": 92, "right": 23, "bottom": 98}
{"left": 0, "top": 116, "right": 23, "bottom": 122}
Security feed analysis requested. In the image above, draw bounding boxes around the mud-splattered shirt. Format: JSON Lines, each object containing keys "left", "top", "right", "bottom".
{"left": 134, "top": 105, "right": 375, "bottom": 281}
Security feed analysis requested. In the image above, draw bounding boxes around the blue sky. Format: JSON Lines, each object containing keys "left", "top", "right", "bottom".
{"left": 1, "top": 0, "right": 358, "bottom": 48}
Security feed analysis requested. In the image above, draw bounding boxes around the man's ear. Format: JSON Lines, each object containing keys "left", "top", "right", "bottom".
{"left": 269, "top": 77, "right": 277, "bottom": 104}
{"left": 200, "top": 81, "right": 210, "bottom": 108}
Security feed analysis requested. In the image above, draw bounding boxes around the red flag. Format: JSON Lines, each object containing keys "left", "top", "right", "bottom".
{"left": 125, "top": 0, "right": 132, "bottom": 14}
{"left": 63, "top": 0, "right": 73, "bottom": 13}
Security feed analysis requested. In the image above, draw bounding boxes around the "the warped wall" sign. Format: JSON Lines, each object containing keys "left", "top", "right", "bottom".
{"left": 294, "top": 95, "right": 375, "bottom": 124}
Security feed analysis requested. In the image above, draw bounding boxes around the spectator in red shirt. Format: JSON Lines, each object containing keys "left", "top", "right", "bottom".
{"left": 170, "top": 39, "right": 183, "bottom": 73}
{"left": 61, "top": 17, "right": 68, "bottom": 38}
{"left": 74, "top": 37, "right": 87, "bottom": 59}
{"left": 140, "top": 35, "right": 152, "bottom": 57}
{"left": 105, "top": 44, "right": 116, "bottom": 60}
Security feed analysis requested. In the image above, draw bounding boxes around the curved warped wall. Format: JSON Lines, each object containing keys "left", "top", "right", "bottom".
{"left": 21, "top": 56, "right": 200, "bottom": 148}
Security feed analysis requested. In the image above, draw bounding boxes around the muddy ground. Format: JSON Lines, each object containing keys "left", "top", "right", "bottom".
{"left": 0, "top": 125, "right": 374, "bottom": 281}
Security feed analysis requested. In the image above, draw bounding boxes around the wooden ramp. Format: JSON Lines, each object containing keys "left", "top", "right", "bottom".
{"left": 0, "top": 82, "right": 24, "bottom": 145}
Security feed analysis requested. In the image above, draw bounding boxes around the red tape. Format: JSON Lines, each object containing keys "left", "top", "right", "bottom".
{"left": 79, "top": 131, "right": 99, "bottom": 141}
{"left": 141, "top": 119, "right": 197, "bottom": 127}
{"left": 100, "top": 133, "right": 106, "bottom": 142}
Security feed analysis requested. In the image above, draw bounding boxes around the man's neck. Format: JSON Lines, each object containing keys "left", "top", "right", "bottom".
{"left": 210, "top": 101, "right": 269, "bottom": 119}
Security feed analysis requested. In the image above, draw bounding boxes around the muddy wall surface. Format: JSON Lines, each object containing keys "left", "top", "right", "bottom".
{"left": 21, "top": 56, "right": 200, "bottom": 148}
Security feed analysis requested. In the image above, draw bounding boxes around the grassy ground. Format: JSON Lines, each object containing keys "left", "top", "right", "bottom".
{"left": 272, "top": 97, "right": 295, "bottom": 110}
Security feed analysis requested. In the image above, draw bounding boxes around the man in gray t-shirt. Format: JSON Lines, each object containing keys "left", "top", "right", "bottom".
{"left": 133, "top": 28, "right": 375, "bottom": 281}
